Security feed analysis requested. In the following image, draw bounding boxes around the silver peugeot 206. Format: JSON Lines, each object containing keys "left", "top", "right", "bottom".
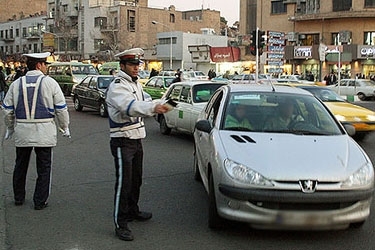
{"left": 193, "top": 84, "right": 374, "bottom": 230}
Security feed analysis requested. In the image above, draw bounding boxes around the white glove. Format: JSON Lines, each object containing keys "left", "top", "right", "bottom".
{"left": 60, "top": 128, "right": 71, "bottom": 138}
{"left": 4, "top": 129, "right": 14, "bottom": 140}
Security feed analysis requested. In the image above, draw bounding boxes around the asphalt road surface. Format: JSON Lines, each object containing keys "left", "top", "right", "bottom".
{"left": 1, "top": 98, "right": 375, "bottom": 250}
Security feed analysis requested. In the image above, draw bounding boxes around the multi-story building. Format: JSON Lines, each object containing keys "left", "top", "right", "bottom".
{"left": 239, "top": 0, "right": 375, "bottom": 81}
{"left": 1, "top": 0, "right": 222, "bottom": 70}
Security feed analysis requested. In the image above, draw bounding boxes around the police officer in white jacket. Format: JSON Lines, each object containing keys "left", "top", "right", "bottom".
{"left": 106, "top": 48, "right": 169, "bottom": 241}
{"left": 2, "top": 52, "right": 70, "bottom": 210}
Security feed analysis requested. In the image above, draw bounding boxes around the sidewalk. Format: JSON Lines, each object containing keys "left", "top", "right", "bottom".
{"left": 0, "top": 109, "right": 7, "bottom": 250}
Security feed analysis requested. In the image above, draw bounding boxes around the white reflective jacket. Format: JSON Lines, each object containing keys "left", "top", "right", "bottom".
{"left": 106, "top": 70, "right": 159, "bottom": 139}
{"left": 2, "top": 70, "right": 69, "bottom": 147}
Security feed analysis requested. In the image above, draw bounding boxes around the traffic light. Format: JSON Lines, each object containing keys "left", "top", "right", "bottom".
{"left": 250, "top": 30, "right": 257, "bottom": 56}
{"left": 258, "top": 30, "right": 266, "bottom": 49}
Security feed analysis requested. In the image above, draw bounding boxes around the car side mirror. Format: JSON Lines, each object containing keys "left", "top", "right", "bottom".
{"left": 343, "top": 124, "right": 356, "bottom": 137}
{"left": 195, "top": 120, "right": 212, "bottom": 133}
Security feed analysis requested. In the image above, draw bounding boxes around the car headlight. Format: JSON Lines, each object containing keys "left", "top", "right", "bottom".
{"left": 334, "top": 114, "right": 346, "bottom": 122}
{"left": 224, "top": 159, "right": 273, "bottom": 186}
{"left": 341, "top": 163, "right": 374, "bottom": 188}
{"left": 367, "top": 115, "right": 375, "bottom": 121}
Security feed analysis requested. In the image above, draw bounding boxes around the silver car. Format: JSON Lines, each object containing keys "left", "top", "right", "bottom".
{"left": 154, "top": 81, "right": 227, "bottom": 135}
{"left": 327, "top": 78, "right": 375, "bottom": 101}
{"left": 193, "top": 84, "right": 374, "bottom": 230}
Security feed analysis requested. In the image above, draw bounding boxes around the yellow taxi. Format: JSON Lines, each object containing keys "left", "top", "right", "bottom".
{"left": 298, "top": 85, "right": 375, "bottom": 141}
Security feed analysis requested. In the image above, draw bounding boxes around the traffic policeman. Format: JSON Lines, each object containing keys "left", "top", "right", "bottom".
{"left": 106, "top": 48, "right": 169, "bottom": 241}
{"left": 2, "top": 52, "right": 70, "bottom": 210}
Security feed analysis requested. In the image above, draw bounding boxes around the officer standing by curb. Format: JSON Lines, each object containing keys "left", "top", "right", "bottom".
{"left": 2, "top": 52, "right": 70, "bottom": 210}
{"left": 106, "top": 48, "right": 169, "bottom": 241}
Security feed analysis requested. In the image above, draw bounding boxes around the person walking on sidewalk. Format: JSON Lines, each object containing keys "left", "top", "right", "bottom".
{"left": 2, "top": 52, "right": 70, "bottom": 210}
{"left": 105, "top": 48, "right": 169, "bottom": 241}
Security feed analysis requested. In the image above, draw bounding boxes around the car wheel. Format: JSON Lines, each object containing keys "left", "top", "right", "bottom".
{"left": 193, "top": 147, "right": 202, "bottom": 182}
{"left": 208, "top": 173, "right": 224, "bottom": 229}
{"left": 74, "top": 97, "right": 83, "bottom": 111}
{"left": 99, "top": 101, "right": 108, "bottom": 117}
{"left": 160, "top": 115, "right": 171, "bottom": 135}
{"left": 350, "top": 220, "right": 365, "bottom": 228}
{"left": 353, "top": 132, "right": 367, "bottom": 141}
{"left": 357, "top": 92, "right": 366, "bottom": 101}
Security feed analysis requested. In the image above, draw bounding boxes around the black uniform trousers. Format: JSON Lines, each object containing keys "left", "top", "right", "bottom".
{"left": 110, "top": 137, "right": 143, "bottom": 229}
{"left": 13, "top": 147, "right": 52, "bottom": 206}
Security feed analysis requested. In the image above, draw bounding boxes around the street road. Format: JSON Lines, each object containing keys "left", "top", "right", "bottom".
{"left": 1, "top": 98, "right": 375, "bottom": 250}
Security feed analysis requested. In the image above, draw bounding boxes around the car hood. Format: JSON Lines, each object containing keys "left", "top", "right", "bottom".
{"left": 324, "top": 101, "right": 375, "bottom": 120}
{"left": 219, "top": 131, "right": 370, "bottom": 181}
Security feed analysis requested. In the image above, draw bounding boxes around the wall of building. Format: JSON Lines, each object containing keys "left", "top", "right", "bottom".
{"left": 0, "top": 0, "right": 46, "bottom": 23}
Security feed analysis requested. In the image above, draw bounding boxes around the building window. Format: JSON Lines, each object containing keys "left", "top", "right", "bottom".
{"left": 365, "top": 0, "right": 375, "bottom": 7}
{"left": 299, "top": 33, "right": 320, "bottom": 45}
{"left": 364, "top": 32, "right": 375, "bottom": 45}
{"left": 159, "top": 37, "right": 176, "bottom": 45}
{"left": 22, "top": 27, "right": 27, "bottom": 37}
{"left": 16, "top": 28, "right": 19, "bottom": 37}
{"left": 94, "top": 17, "right": 107, "bottom": 28}
{"left": 127, "top": 10, "right": 136, "bottom": 32}
{"left": 170, "top": 13, "right": 175, "bottom": 23}
{"left": 94, "top": 39, "right": 103, "bottom": 50}
{"left": 332, "top": 0, "right": 351, "bottom": 11}
{"left": 271, "top": 1, "right": 287, "bottom": 14}
{"left": 16, "top": 45, "right": 20, "bottom": 53}
{"left": 0, "top": 30, "right": 3, "bottom": 39}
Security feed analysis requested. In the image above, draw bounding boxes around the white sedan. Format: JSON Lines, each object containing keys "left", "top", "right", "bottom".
{"left": 193, "top": 84, "right": 374, "bottom": 230}
{"left": 154, "top": 81, "right": 227, "bottom": 135}
{"left": 327, "top": 78, "right": 375, "bottom": 100}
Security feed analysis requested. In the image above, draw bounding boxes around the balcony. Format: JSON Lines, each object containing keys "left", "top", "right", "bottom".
{"left": 294, "top": 9, "right": 375, "bottom": 21}
{"left": 26, "top": 32, "right": 41, "bottom": 40}
{"left": 2, "top": 37, "right": 15, "bottom": 42}
{"left": 100, "top": 25, "right": 119, "bottom": 32}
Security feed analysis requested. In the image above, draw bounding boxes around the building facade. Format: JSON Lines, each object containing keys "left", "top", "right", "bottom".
{"left": 239, "top": 0, "right": 375, "bottom": 81}
{"left": 1, "top": 0, "right": 222, "bottom": 68}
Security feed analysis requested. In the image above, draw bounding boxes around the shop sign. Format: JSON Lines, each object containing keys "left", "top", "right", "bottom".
{"left": 358, "top": 45, "right": 375, "bottom": 58}
{"left": 209, "top": 47, "right": 240, "bottom": 63}
{"left": 294, "top": 46, "right": 312, "bottom": 58}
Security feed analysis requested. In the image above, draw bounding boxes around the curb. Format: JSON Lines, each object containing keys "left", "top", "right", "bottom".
{"left": 0, "top": 109, "right": 7, "bottom": 250}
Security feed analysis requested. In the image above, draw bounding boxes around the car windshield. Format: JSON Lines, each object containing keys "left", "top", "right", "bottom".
{"left": 98, "top": 77, "right": 114, "bottom": 89}
{"left": 301, "top": 87, "right": 345, "bottom": 102}
{"left": 193, "top": 83, "right": 226, "bottom": 103}
{"left": 222, "top": 92, "right": 343, "bottom": 135}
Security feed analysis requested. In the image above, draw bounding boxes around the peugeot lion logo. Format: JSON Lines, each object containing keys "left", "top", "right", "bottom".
{"left": 299, "top": 180, "right": 318, "bottom": 193}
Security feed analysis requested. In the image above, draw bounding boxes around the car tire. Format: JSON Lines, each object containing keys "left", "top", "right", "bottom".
{"left": 99, "top": 101, "right": 108, "bottom": 117}
{"left": 74, "top": 97, "right": 83, "bottom": 111}
{"left": 160, "top": 115, "right": 172, "bottom": 135}
{"left": 208, "top": 173, "right": 224, "bottom": 229}
{"left": 350, "top": 220, "right": 365, "bottom": 228}
{"left": 357, "top": 92, "right": 366, "bottom": 101}
{"left": 193, "top": 147, "right": 202, "bottom": 182}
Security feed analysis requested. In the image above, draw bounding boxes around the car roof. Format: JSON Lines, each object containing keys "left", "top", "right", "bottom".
{"left": 226, "top": 83, "right": 313, "bottom": 96}
{"left": 172, "top": 80, "right": 226, "bottom": 86}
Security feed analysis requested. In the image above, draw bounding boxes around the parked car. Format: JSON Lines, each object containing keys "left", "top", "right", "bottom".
{"left": 47, "top": 62, "right": 98, "bottom": 96}
{"left": 230, "top": 73, "right": 272, "bottom": 84}
{"left": 72, "top": 75, "right": 114, "bottom": 117}
{"left": 143, "top": 76, "right": 175, "bottom": 99}
{"left": 181, "top": 71, "right": 209, "bottom": 81}
{"left": 154, "top": 81, "right": 227, "bottom": 135}
{"left": 193, "top": 84, "right": 374, "bottom": 230}
{"left": 276, "top": 74, "right": 314, "bottom": 84}
{"left": 298, "top": 85, "right": 375, "bottom": 141}
{"left": 327, "top": 78, "right": 375, "bottom": 101}
{"left": 98, "top": 61, "right": 120, "bottom": 75}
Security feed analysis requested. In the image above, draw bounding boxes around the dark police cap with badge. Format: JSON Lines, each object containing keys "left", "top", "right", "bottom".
{"left": 23, "top": 52, "right": 52, "bottom": 64}
{"left": 115, "top": 48, "right": 144, "bottom": 64}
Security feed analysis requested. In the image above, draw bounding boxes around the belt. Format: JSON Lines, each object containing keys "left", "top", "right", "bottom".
{"left": 110, "top": 121, "right": 144, "bottom": 133}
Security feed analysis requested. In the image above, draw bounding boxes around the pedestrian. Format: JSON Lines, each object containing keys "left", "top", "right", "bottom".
{"left": 0, "top": 66, "right": 6, "bottom": 104}
{"left": 2, "top": 52, "right": 70, "bottom": 210}
{"left": 105, "top": 48, "right": 170, "bottom": 241}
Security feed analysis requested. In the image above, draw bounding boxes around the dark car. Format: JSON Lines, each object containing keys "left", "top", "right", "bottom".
{"left": 72, "top": 75, "right": 114, "bottom": 117}
{"left": 143, "top": 76, "right": 175, "bottom": 99}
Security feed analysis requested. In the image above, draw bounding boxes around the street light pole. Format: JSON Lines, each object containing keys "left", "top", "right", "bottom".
{"left": 152, "top": 20, "right": 173, "bottom": 70}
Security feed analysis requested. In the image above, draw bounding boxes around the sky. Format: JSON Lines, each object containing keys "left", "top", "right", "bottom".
{"left": 147, "top": 0, "right": 240, "bottom": 26}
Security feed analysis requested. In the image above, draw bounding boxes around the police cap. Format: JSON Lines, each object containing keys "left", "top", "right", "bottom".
{"left": 115, "top": 48, "right": 144, "bottom": 64}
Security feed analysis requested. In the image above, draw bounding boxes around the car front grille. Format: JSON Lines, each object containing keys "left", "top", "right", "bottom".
{"left": 249, "top": 200, "right": 357, "bottom": 211}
